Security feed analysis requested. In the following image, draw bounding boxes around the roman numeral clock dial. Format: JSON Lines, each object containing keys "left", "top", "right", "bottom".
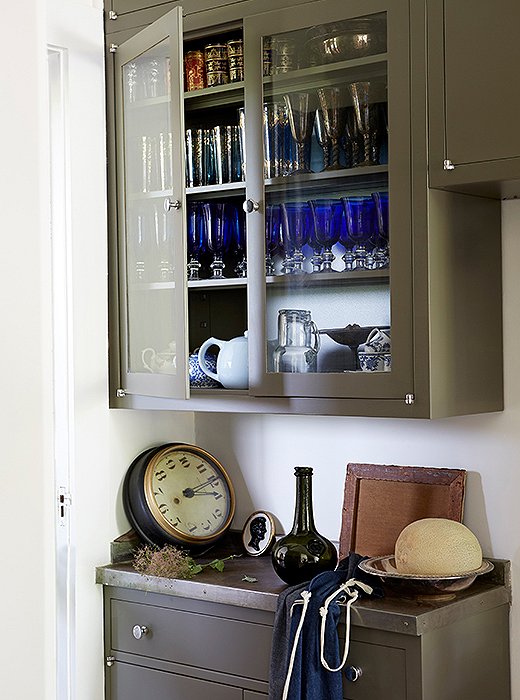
{"left": 123, "top": 444, "right": 235, "bottom": 549}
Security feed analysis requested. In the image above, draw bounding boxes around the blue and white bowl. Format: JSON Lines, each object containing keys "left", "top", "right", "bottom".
{"left": 189, "top": 352, "right": 221, "bottom": 388}
{"left": 358, "top": 351, "right": 391, "bottom": 372}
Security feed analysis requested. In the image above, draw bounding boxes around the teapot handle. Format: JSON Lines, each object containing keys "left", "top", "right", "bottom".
{"left": 198, "top": 338, "right": 222, "bottom": 382}
{"left": 141, "top": 347, "right": 156, "bottom": 373}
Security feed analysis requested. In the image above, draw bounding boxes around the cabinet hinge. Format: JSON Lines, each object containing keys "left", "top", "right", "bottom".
{"left": 405, "top": 393, "right": 415, "bottom": 405}
{"left": 116, "top": 388, "right": 127, "bottom": 398}
{"left": 109, "top": 43, "right": 118, "bottom": 54}
{"left": 108, "top": 10, "right": 118, "bottom": 20}
{"left": 106, "top": 656, "right": 116, "bottom": 667}
{"left": 57, "top": 487, "right": 72, "bottom": 525}
{"left": 443, "top": 159, "right": 455, "bottom": 171}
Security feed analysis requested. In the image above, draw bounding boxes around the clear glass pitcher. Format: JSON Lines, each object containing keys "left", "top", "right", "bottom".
{"left": 273, "top": 309, "right": 320, "bottom": 373}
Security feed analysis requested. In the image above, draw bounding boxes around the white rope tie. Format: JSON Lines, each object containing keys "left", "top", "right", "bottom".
{"left": 281, "top": 590, "right": 312, "bottom": 700}
{"left": 319, "top": 579, "right": 373, "bottom": 673}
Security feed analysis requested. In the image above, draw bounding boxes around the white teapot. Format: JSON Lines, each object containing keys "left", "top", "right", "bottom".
{"left": 198, "top": 332, "right": 248, "bottom": 389}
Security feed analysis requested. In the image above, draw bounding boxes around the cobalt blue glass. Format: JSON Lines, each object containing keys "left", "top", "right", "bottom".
{"left": 202, "top": 202, "right": 232, "bottom": 278}
{"left": 280, "top": 201, "right": 312, "bottom": 274}
{"left": 308, "top": 199, "right": 343, "bottom": 272}
{"left": 187, "top": 201, "right": 205, "bottom": 280}
{"left": 341, "top": 195, "right": 376, "bottom": 270}
{"left": 372, "top": 191, "right": 389, "bottom": 268}
{"left": 228, "top": 203, "right": 247, "bottom": 277}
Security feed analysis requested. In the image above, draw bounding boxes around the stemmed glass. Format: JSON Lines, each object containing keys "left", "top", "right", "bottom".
{"left": 265, "top": 204, "right": 281, "bottom": 276}
{"left": 341, "top": 195, "right": 377, "bottom": 270}
{"left": 284, "top": 92, "right": 317, "bottom": 174}
{"left": 153, "top": 202, "right": 173, "bottom": 281}
{"left": 202, "top": 202, "right": 232, "bottom": 278}
{"left": 130, "top": 206, "right": 150, "bottom": 281}
{"left": 186, "top": 201, "right": 205, "bottom": 280}
{"left": 344, "top": 106, "right": 360, "bottom": 168}
{"left": 230, "top": 204, "right": 247, "bottom": 277}
{"left": 349, "top": 81, "right": 379, "bottom": 167}
{"left": 317, "top": 87, "right": 349, "bottom": 170}
{"left": 372, "top": 191, "right": 389, "bottom": 268}
{"left": 308, "top": 199, "right": 343, "bottom": 272}
{"left": 314, "top": 109, "right": 331, "bottom": 171}
{"left": 280, "top": 201, "right": 311, "bottom": 274}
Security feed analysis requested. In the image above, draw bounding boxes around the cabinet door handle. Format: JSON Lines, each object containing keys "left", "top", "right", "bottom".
{"left": 132, "top": 624, "right": 149, "bottom": 640}
{"left": 344, "top": 665, "right": 362, "bottom": 682}
{"left": 164, "top": 198, "right": 182, "bottom": 211}
{"left": 243, "top": 199, "right": 260, "bottom": 213}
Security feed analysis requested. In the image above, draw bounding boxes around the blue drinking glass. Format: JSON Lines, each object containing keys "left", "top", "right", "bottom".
{"left": 228, "top": 203, "right": 247, "bottom": 277}
{"left": 308, "top": 199, "right": 344, "bottom": 272}
{"left": 280, "top": 201, "right": 311, "bottom": 274}
{"left": 372, "top": 191, "right": 389, "bottom": 268}
{"left": 187, "top": 201, "right": 206, "bottom": 280}
{"left": 202, "top": 202, "right": 232, "bottom": 278}
{"left": 265, "top": 204, "right": 281, "bottom": 276}
{"left": 341, "top": 195, "right": 377, "bottom": 270}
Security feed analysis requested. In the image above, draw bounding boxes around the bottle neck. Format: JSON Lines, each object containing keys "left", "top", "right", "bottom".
{"left": 291, "top": 470, "right": 316, "bottom": 533}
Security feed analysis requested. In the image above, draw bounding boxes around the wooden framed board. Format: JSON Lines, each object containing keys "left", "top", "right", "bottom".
{"left": 339, "top": 463, "right": 466, "bottom": 559}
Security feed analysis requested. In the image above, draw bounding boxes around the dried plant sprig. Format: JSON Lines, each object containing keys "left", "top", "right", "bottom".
{"left": 133, "top": 543, "right": 241, "bottom": 580}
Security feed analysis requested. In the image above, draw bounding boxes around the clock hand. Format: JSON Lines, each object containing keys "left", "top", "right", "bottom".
{"left": 182, "top": 476, "right": 218, "bottom": 498}
{"left": 189, "top": 490, "right": 219, "bottom": 497}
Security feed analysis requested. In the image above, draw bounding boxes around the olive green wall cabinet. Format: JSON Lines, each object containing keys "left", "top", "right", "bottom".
{"left": 101, "top": 582, "right": 511, "bottom": 700}
{"left": 428, "top": 0, "right": 520, "bottom": 198}
{"left": 105, "top": 0, "right": 503, "bottom": 418}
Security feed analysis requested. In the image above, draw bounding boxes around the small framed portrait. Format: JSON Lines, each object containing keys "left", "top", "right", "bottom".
{"left": 242, "top": 511, "right": 276, "bottom": 556}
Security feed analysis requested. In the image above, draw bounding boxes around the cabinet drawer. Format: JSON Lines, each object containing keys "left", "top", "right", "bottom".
{"left": 110, "top": 599, "right": 272, "bottom": 681}
{"left": 110, "top": 660, "right": 242, "bottom": 700}
{"left": 343, "top": 641, "right": 406, "bottom": 700}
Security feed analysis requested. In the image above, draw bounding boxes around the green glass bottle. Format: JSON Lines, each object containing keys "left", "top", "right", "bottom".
{"left": 271, "top": 466, "right": 338, "bottom": 585}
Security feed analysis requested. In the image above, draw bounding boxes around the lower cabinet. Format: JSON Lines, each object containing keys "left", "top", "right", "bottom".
{"left": 103, "top": 585, "right": 510, "bottom": 700}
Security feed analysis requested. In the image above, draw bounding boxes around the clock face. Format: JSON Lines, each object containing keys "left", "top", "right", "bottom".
{"left": 143, "top": 445, "right": 235, "bottom": 544}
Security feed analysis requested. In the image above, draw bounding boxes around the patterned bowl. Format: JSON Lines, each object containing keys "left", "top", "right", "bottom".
{"left": 189, "top": 352, "right": 221, "bottom": 388}
{"left": 358, "top": 351, "right": 391, "bottom": 372}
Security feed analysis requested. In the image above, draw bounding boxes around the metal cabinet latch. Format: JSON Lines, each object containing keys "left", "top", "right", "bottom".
{"left": 443, "top": 159, "right": 455, "bottom": 171}
{"left": 405, "top": 393, "right": 415, "bottom": 405}
{"left": 344, "top": 665, "right": 363, "bottom": 682}
{"left": 243, "top": 199, "right": 260, "bottom": 213}
{"left": 132, "top": 625, "right": 149, "bottom": 640}
{"left": 109, "top": 43, "right": 118, "bottom": 54}
{"left": 116, "top": 388, "right": 127, "bottom": 398}
{"left": 106, "top": 656, "right": 116, "bottom": 667}
{"left": 108, "top": 10, "right": 118, "bottom": 20}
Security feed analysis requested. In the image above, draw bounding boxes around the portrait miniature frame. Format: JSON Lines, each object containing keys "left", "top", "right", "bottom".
{"left": 339, "top": 463, "right": 466, "bottom": 560}
{"left": 242, "top": 510, "right": 276, "bottom": 556}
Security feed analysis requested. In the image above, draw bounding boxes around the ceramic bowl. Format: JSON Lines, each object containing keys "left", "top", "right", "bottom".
{"left": 358, "top": 555, "right": 494, "bottom": 601}
{"left": 358, "top": 351, "right": 391, "bottom": 372}
{"left": 189, "top": 352, "right": 221, "bottom": 388}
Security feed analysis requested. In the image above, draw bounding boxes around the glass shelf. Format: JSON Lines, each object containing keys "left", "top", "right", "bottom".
{"left": 186, "top": 182, "right": 245, "bottom": 197}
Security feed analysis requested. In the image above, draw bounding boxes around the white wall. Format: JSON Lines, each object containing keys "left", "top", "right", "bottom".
{"left": 195, "top": 199, "right": 520, "bottom": 697}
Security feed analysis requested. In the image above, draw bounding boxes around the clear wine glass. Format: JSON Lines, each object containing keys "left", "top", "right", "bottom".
{"left": 202, "top": 202, "right": 232, "bottom": 278}
{"left": 308, "top": 199, "right": 343, "bottom": 272}
{"left": 349, "top": 81, "right": 379, "bottom": 167}
{"left": 344, "top": 106, "right": 361, "bottom": 168}
{"left": 187, "top": 201, "right": 205, "bottom": 280}
{"left": 280, "top": 201, "right": 311, "bottom": 274}
{"left": 265, "top": 204, "right": 281, "bottom": 276}
{"left": 317, "top": 86, "right": 349, "bottom": 170}
{"left": 284, "top": 92, "right": 317, "bottom": 174}
{"left": 314, "top": 109, "right": 331, "bottom": 171}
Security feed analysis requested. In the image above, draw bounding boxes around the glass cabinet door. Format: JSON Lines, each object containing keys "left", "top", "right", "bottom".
{"left": 115, "top": 7, "right": 188, "bottom": 398}
{"left": 244, "top": 0, "right": 413, "bottom": 399}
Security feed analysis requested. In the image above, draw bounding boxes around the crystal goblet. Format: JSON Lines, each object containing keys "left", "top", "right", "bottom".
{"left": 187, "top": 201, "right": 205, "bottom": 280}
{"left": 308, "top": 199, "right": 343, "bottom": 272}
{"left": 341, "top": 195, "right": 377, "bottom": 270}
{"left": 349, "top": 81, "right": 379, "bottom": 167}
{"left": 284, "top": 92, "right": 317, "bottom": 175}
{"left": 372, "top": 191, "right": 389, "bottom": 269}
{"left": 317, "top": 86, "right": 349, "bottom": 170}
{"left": 314, "top": 108, "right": 331, "bottom": 171}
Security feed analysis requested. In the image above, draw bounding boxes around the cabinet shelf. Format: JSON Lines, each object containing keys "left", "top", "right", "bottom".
{"left": 264, "top": 54, "right": 387, "bottom": 98}
{"left": 187, "top": 269, "right": 388, "bottom": 291}
{"left": 188, "top": 277, "right": 247, "bottom": 290}
{"left": 265, "top": 165, "right": 388, "bottom": 196}
{"left": 186, "top": 182, "right": 245, "bottom": 197}
{"left": 184, "top": 82, "right": 244, "bottom": 111}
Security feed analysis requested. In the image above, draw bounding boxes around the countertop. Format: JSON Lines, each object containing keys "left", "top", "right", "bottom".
{"left": 96, "top": 554, "right": 510, "bottom": 636}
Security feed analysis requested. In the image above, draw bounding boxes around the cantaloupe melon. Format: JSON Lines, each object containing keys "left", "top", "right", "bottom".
{"left": 394, "top": 518, "right": 483, "bottom": 576}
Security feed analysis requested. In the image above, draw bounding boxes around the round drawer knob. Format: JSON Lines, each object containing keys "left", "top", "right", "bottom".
{"left": 243, "top": 199, "right": 259, "bottom": 214}
{"left": 132, "top": 624, "right": 149, "bottom": 640}
{"left": 344, "top": 665, "right": 362, "bottom": 682}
